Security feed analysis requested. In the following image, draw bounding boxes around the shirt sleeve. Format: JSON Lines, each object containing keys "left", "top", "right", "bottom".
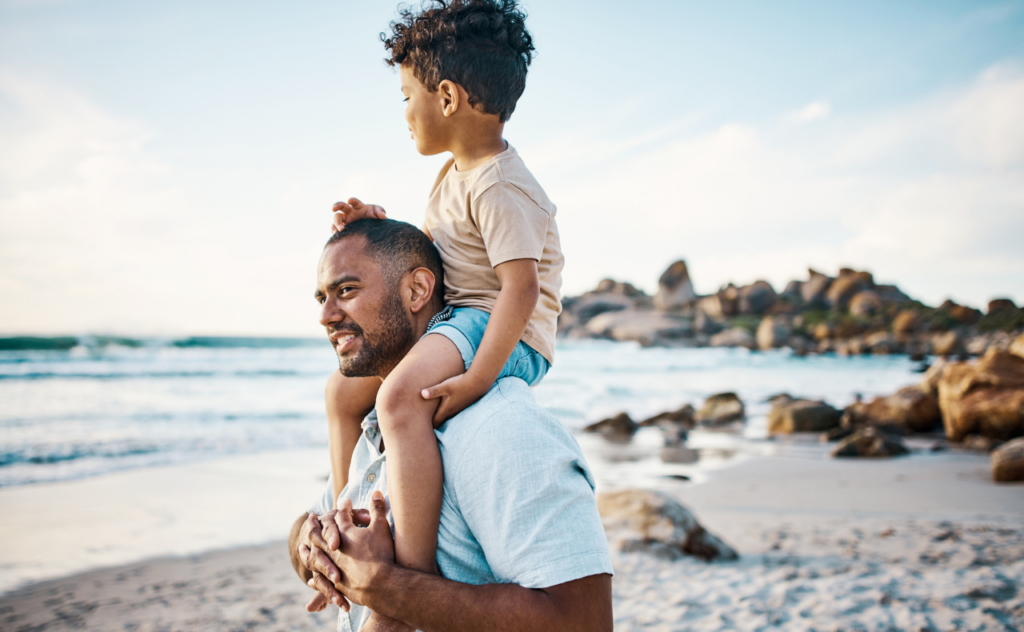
{"left": 309, "top": 475, "right": 334, "bottom": 516}
{"left": 450, "top": 389, "right": 614, "bottom": 589}
{"left": 471, "top": 182, "right": 551, "bottom": 267}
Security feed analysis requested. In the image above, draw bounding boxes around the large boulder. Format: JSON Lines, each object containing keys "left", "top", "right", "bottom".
{"left": 1012, "top": 332, "right": 1024, "bottom": 359}
{"left": 988, "top": 298, "right": 1017, "bottom": 314}
{"left": 848, "top": 290, "right": 882, "bottom": 317}
{"left": 594, "top": 278, "right": 646, "bottom": 298}
{"left": 781, "top": 280, "right": 803, "bottom": 304}
{"left": 756, "top": 316, "right": 791, "bottom": 350}
{"left": 709, "top": 328, "right": 755, "bottom": 350}
{"left": 738, "top": 281, "right": 777, "bottom": 315}
{"left": 827, "top": 269, "right": 874, "bottom": 310}
{"left": 892, "top": 309, "right": 921, "bottom": 337}
{"left": 654, "top": 260, "right": 696, "bottom": 309}
{"left": 991, "top": 438, "right": 1024, "bottom": 482}
{"left": 801, "top": 269, "right": 833, "bottom": 306}
{"left": 768, "top": 396, "right": 842, "bottom": 434}
{"left": 937, "top": 348, "right": 1024, "bottom": 442}
{"left": 933, "top": 330, "right": 963, "bottom": 357}
{"left": 584, "top": 309, "right": 692, "bottom": 346}
{"left": 583, "top": 412, "right": 637, "bottom": 442}
{"left": 841, "top": 385, "right": 941, "bottom": 434}
{"left": 696, "top": 392, "right": 745, "bottom": 426}
{"left": 597, "top": 489, "right": 738, "bottom": 562}
{"left": 831, "top": 427, "right": 910, "bottom": 458}
{"left": 939, "top": 299, "right": 982, "bottom": 325}
{"left": 640, "top": 404, "right": 695, "bottom": 446}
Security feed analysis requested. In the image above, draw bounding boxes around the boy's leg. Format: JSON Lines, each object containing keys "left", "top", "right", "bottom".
{"left": 325, "top": 371, "right": 381, "bottom": 508}
{"left": 375, "top": 333, "right": 466, "bottom": 575}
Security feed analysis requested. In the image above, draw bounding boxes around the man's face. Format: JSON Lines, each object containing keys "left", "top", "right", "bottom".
{"left": 400, "top": 64, "right": 449, "bottom": 156}
{"left": 316, "top": 237, "right": 416, "bottom": 377}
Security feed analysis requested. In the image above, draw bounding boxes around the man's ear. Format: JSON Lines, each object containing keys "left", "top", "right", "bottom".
{"left": 439, "top": 80, "right": 459, "bottom": 117}
{"left": 406, "top": 267, "right": 437, "bottom": 313}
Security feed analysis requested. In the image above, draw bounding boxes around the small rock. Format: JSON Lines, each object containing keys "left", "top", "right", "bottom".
{"left": 962, "top": 434, "right": 1003, "bottom": 452}
{"left": 696, "top": 392, "right": 745, "bottom": 426}
{"left": 768, "top": 397, "right": 842, "bottom": 434}
{"left": 709, "top": 328, "right": 755, "bottom": 350}
{"left": 827, "top": 269, "right": 874, "bottom": 310}
{"left": 831, "top": 427, "right": 909, "bottom": 458}
{"left": 841, "top": 385, "right": 941, "bottom": 434}
{"left": 583, "top": 412, "right": 637, "bottom": 442}
{"left": 991, "top": 437, "right": 1024, "bottom": 482}
{"left": 892, "top": 310, "right": 921, "bottom": 336}
{"left": 597, "top": 489, "right": 738, "bottom": 562}
{"left": 801, "top": 269, "right": 833, "bottom": 307}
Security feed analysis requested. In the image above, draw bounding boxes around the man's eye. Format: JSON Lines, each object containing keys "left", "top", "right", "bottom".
{"left": 403, "top": 97, "right": 409, "bottom": 103}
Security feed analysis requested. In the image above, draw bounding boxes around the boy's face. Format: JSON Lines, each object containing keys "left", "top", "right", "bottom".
{"left": 400, "top": 65, "right": 449, "bottom": 156}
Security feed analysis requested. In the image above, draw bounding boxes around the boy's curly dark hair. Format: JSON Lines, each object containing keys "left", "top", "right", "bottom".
{"left": 382, "top": 0, "right": 535, "bottom": 123}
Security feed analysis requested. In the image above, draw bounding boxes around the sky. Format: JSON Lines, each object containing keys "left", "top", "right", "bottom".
{"left": 1, "top": 0, "right": 1023, "bottom": 336}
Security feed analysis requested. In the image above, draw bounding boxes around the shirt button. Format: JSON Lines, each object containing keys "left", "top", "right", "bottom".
{"left": 367, "top": 473, "right": 376, "bottom": 482}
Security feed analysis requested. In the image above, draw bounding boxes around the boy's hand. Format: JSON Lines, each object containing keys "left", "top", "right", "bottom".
{"left": 421, "top": 373, "right": 491, "bottom": 425}
{"left": 332, "top": 198, "right": 386, "bottom": 232}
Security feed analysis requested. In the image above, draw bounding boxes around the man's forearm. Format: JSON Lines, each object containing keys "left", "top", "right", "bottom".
{"left": 364, "top": 567, "right": 612, "bottom": 632}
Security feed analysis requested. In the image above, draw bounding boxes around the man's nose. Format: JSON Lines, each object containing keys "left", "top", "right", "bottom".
{"left": 319, "top": 299, "right": 341, "bottom": 328}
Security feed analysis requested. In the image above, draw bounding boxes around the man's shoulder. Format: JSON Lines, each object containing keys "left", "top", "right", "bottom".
{"left": 436, "top": 378, "right": 578, "bottom": 459}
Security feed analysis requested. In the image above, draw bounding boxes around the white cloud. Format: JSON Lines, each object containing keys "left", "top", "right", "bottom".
{"left": 791, "top": 100, "right": 832, "bottom": 123}
{"left": 524, "top": 65, "right": 1024, "bottom": 307}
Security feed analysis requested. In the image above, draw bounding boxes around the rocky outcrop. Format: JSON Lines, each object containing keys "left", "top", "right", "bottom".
{"left": 988, "top": 298, "right": 1017, "bottom": 314}
{"left": 709, "top": 328, "right": 755, "bottom": 350}
{"left": 696, "top": 392, "right": 745, "bottom": 426}
{"left": 831, "top": 427, "right": 910, "bottom": 458}
{"left": 827, "top": 269, "right": 874, "bottom": 310}
{"left": 938, "top": 348, "right": 1024, "bottom": 442}
{"left": 991, "top": 438, "right": 1024, "bottom": 482}
{"left": 768, "top": 396, "right": 842, "bottom": 434}
{"left": 597, "top": 489, "right": 738, "bottom": 562}
{"left": 892, "top": 310, "right": 921, "bottom": 337}
{"left": 1012, "top": 332, "right": 1024, "bottom": 359}
{"left": 585, "top": 309, "right": 692, "bottom": 346}
{"left": 848, "top": 290, "right": 882, "bottom": 317}
{"left": 756, "top": 317, "right": 790, "bottom": 350}
{"left": 801, "top": 270, "right": 832, "bottom": 307}
{"left": 654, "top": 261, "right": 696, "bottom": 309}
{"left": 583, "top": 412, "right": 637, "bottom": 442}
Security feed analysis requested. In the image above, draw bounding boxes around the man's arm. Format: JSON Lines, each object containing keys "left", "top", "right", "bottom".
{"left": 324, "top": 494, "right": 613, "bottom": 632}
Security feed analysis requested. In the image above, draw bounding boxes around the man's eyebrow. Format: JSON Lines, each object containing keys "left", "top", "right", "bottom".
{"left": 327, "top": 276, "right": 360, "bottom": 292}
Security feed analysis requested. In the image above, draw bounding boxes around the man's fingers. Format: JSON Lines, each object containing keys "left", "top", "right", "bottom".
{"left": 306, "top": 591, "right": 329, "bottom": 612}
{"left": 351, "top": 508, "right": 372, "bottom": 527}
{"left": 307, "top": 572, "right": 347, "bottom": 609}
{"left": 369, "top": 491, "right": 389, "bottom": 529}
{"left": 304, "top": 540, "right": 342, "bottom": 584}
{"left": 321, "top": 509, "right": 342, "bottom": 551}
{"left": 335, "top": 498, "right": 356, "bottom": 531}
{"left": 347, "top": 197, "right": 363, "bottom": 209}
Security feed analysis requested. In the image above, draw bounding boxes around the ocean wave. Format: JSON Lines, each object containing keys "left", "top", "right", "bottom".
{"left": 0, "top": 335, "right": 325, "bottom": 352}
{"left": 0, "top": 369, "right": 315, "bottom": 381}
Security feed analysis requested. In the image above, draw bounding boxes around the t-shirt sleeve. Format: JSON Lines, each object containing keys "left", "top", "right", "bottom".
{"left": 471, "top": 182, "right": 550, "bottom": 267}
{"left": 450, "top": 400, "right": 614, "bottom": 589}
{"left": 309, "top": 475, "right": 334, "bottom": 516}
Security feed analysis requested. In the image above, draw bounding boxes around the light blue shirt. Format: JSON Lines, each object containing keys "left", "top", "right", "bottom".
{"left": 309, "top": 377, "right": 613, "bottom": 632}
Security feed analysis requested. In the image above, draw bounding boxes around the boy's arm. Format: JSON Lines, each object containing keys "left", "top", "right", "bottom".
{"left": 421, "top": 258, "right": 539, "bottom": 423}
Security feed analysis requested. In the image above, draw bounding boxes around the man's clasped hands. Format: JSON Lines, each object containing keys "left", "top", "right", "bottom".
{"left": 296, "top": 491, "right": 392, "bottom": 613}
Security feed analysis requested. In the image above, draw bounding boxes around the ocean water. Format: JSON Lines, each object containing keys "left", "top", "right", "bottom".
{"left": 0, "top": 337, "right": 925, "bottom": 488}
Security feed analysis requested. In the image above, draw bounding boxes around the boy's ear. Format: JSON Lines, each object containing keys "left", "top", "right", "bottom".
{"left": 438, "top": 79, "right": 459, "bottom": 117}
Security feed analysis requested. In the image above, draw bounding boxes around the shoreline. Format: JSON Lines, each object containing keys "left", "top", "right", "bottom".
{"left": 2, "top": 446, "right": 1022, "bottom": 630}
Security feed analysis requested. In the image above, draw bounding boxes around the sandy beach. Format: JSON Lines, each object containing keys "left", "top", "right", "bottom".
{"left": 2, "top": 445, "right": 1021, "bottom": 631}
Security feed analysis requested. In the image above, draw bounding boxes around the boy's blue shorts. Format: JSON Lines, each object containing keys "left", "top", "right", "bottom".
{"left": 425, "top": 306, "right": 550, "bottom": 386}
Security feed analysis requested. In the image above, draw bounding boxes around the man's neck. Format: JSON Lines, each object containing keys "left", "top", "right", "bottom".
{"left": 375, "top": 303, "right": 444, "bottom": 380}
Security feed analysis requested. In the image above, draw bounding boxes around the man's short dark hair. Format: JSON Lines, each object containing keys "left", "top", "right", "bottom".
{"left": 383, "top": 0, "right": 535, "bottom": 123}
{"left": 325, "top": 219, "right": 445, "bottom": 303}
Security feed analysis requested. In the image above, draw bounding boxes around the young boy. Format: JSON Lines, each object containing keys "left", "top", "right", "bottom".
{"left": 326, "top": 0, "right": 562, "bottom": 589}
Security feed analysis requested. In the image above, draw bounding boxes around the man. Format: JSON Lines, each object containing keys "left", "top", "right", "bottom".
{"left": 290, "top": 219, "right": 613, "bottom": 632}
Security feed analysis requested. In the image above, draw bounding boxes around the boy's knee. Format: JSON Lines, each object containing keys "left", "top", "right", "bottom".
{"left": 376, "top": 374, "right": 425, "bottom": 431}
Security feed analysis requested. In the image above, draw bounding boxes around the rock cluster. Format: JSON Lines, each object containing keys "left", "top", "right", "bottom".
{"left": 558, "top": 263, "right": 1024, "bottom": 359}
{"left": 597, "top": 488, "right": 738, "bottom": 562}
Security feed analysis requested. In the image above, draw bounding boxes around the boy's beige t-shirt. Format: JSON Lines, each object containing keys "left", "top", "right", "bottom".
{"left": 424, "top": 144, "right": 563, "bottom": 364}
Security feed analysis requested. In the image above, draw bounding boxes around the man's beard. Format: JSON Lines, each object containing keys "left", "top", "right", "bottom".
{"left": 332, "top": 292, "right": 415, "bottom": 378}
